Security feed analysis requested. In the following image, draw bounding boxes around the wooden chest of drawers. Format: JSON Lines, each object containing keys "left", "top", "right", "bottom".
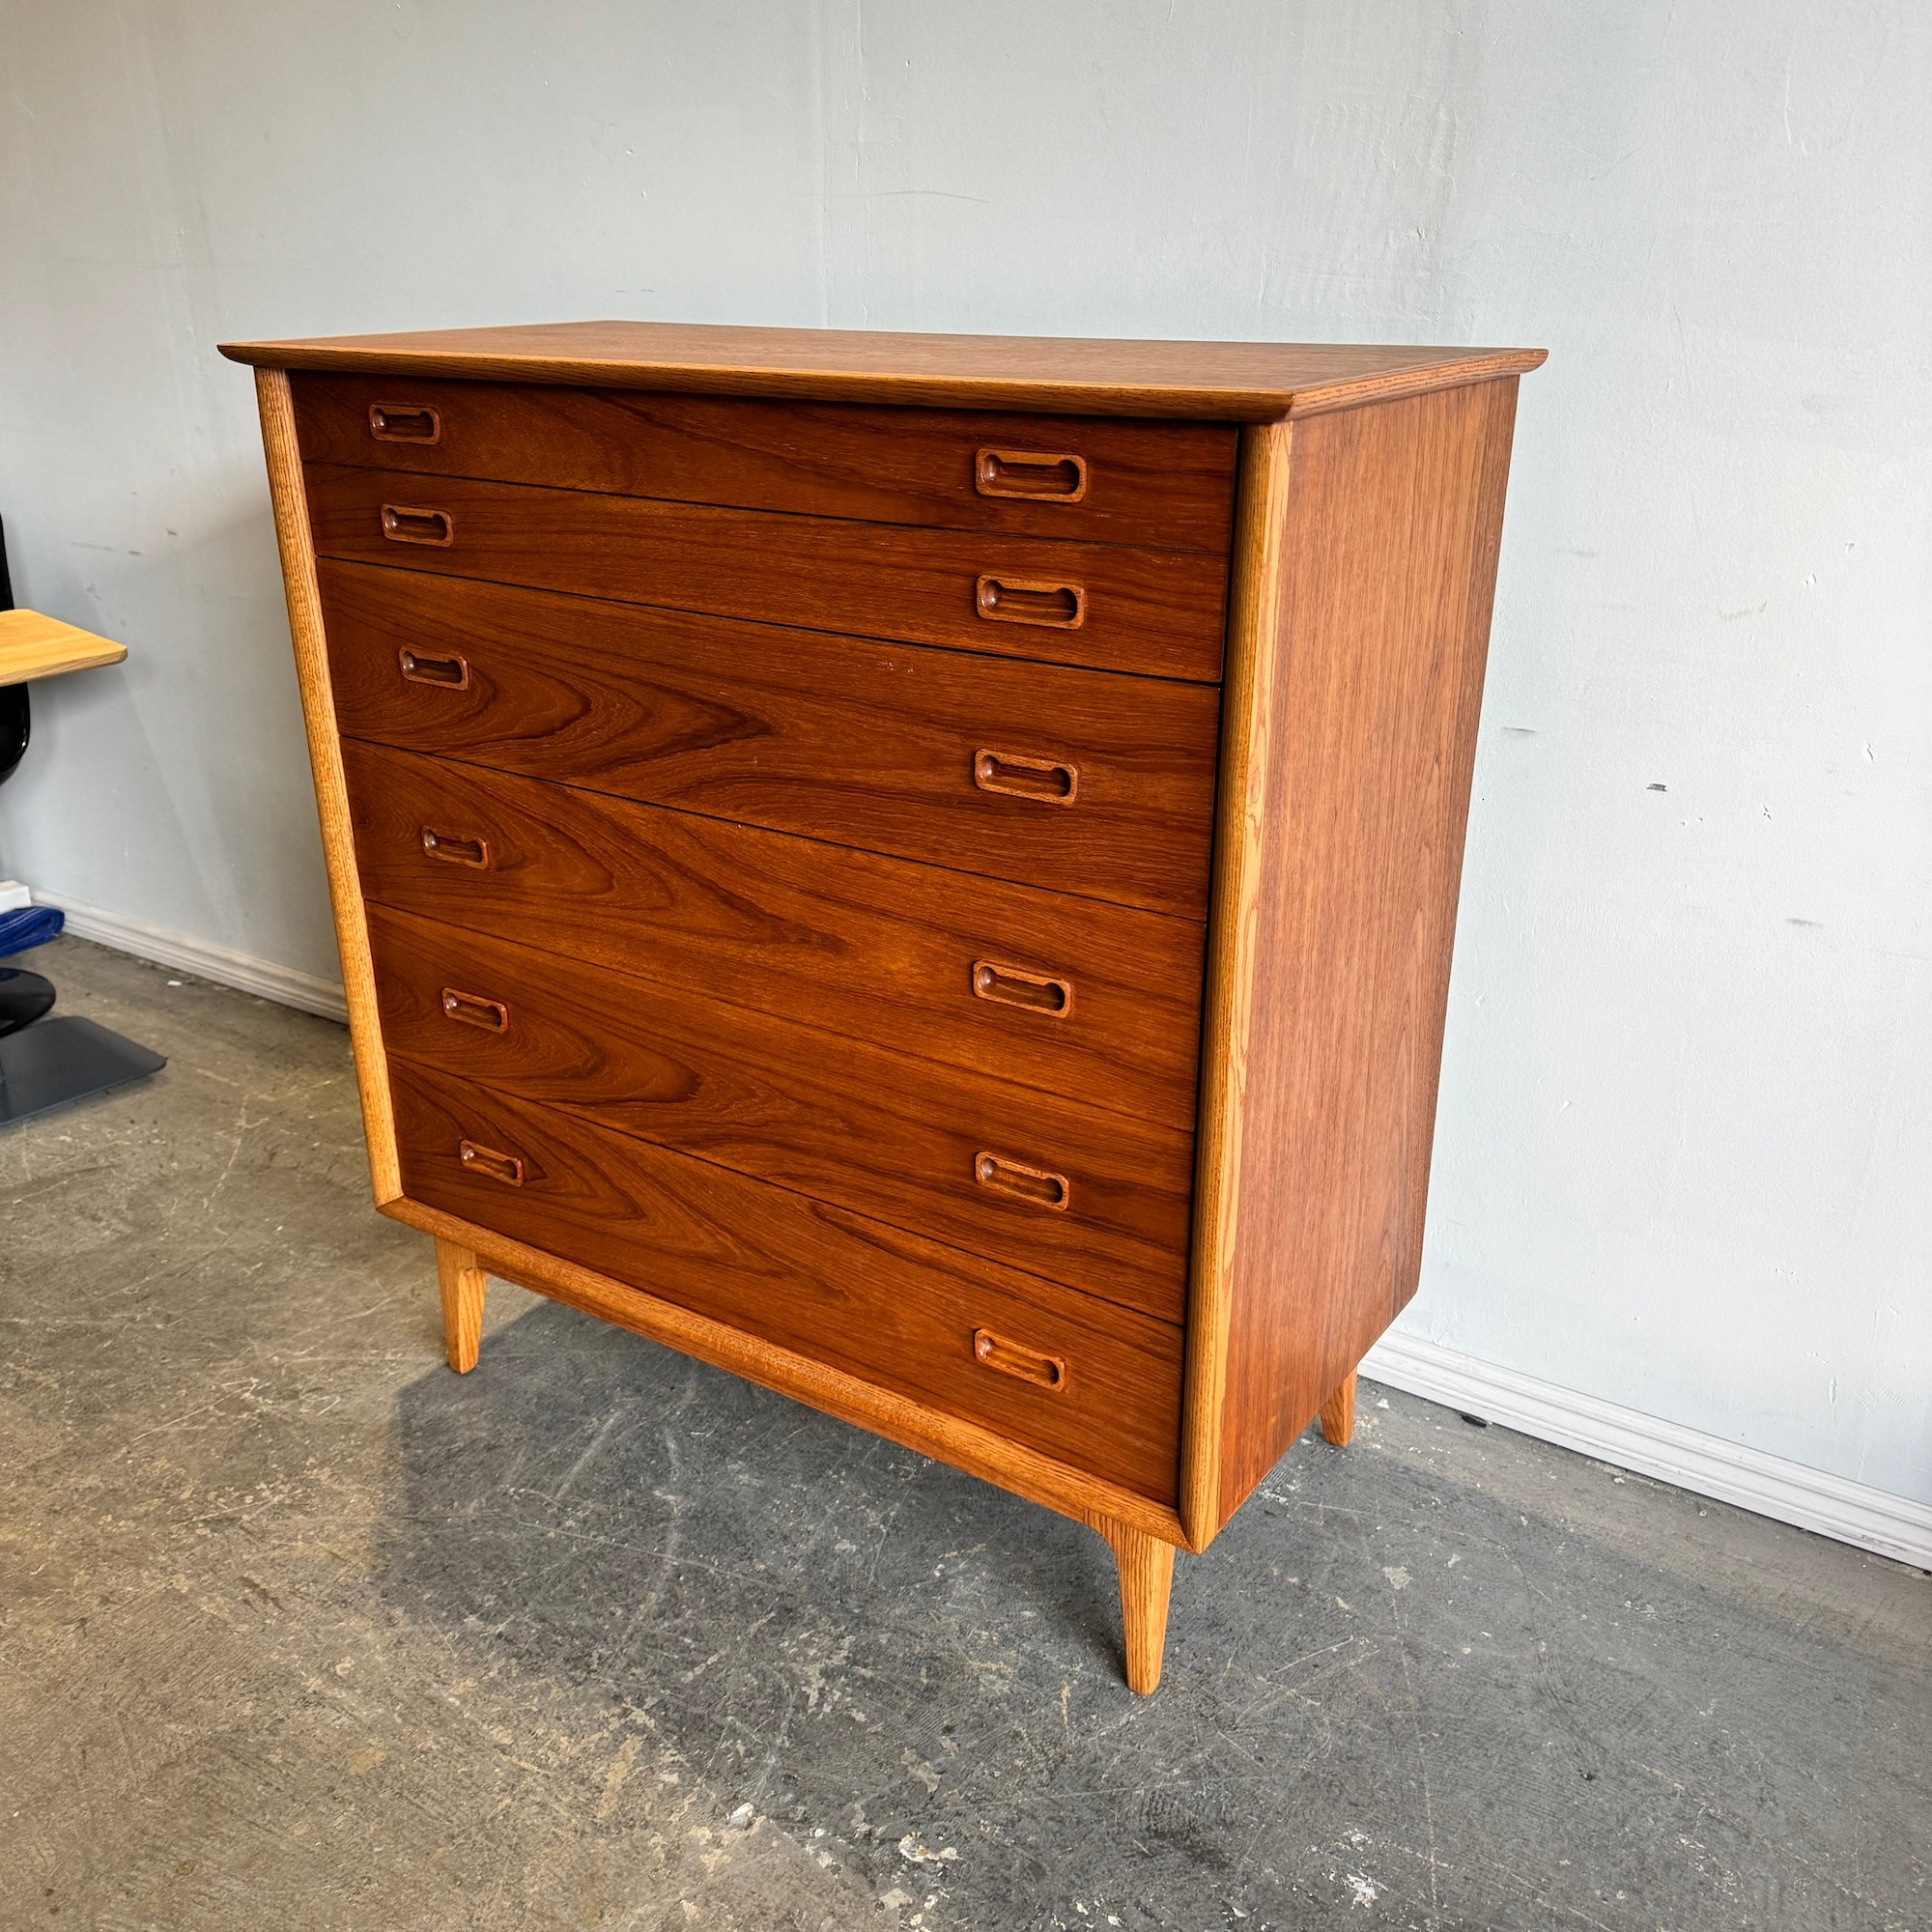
{"left": 222, "top": 321, "right": 1543, "bottom": 1691}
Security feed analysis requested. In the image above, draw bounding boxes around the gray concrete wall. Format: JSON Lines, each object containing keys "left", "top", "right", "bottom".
{"left": 1, "top": 2, "right": 1925, "bottom": 1507}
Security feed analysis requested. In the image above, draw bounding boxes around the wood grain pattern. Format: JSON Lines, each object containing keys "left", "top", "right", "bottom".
{"left": 436, "top": 1236, "right": 487, "bottom": 1373}
{"left": 1208, "top": 377, "right": 1524, "bottom": 1531}
{"left": 385, "top": 1190, "right": 1191, "bottom": 1548}
{"left": 0, "top": 610, "right": 127, "bottom": 686}
{"left": 1318, "top": 1371, "right": 1356, "bottom": 1447}
{"left": 1178, "top": 420, "right": 1294, "bottom": 1547}
{"left": 292, "top": 374, "right": 1237, "bottom": 551}
{"left": 368, "top": 903, "right": 1194, "bottom": 1321}
{"left": 220, "top": 320, "right": 1547, "bottom": 422}
{"left": 1096, "top": 1517, "right": 1178, "bottom": 1694}
{"left": 319, "top": 561, "right": 1219, "bottom": 919}
{"left": 303, "top": 465, "right": 1229, "bottom": 683}
{"left": 238, "top": 327, "right": 1545, "bottom": 1690}
{"left": 251, "top": 368, "right": 402, "bottom": 1204}
{"left": 388, "top": 1058, "right": 1185, "bottom": 1503}
{"left": 342, "top": 741, "right": 1208, "bottom": 1129}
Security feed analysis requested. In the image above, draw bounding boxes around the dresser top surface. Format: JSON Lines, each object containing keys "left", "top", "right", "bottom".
{"left": 218, "top": 320, "right": 1545, "bottom": 421}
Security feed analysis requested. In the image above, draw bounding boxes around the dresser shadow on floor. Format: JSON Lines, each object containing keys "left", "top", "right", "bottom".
{"left": 379, "top": 1284, "right": 1127, "bottom": 1718}
{"left": 373, "top": 1293, "right": 1931, "bottom": 1931}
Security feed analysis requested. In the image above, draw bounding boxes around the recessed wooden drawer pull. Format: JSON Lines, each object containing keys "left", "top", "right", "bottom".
{"left": 971, "top": 960, "right": 1072, "bottom": 1017}
{"left": 974, "top": 748, "right": 1078, "bottom": 805}
{"left": 458, "top": 1138, "right": 524, "bottom": 1186}
{"left": 975, "top": 447, "right": 1089, "bottom": 503}
{"left": 974, "top": 1151, "right": 1069, "bottom": 1211}
{"left": 975, "top": 575, "right": 1086, "bottom": 631}
{"left": 367, "top": 401, "right": 442, "bottom": 443}
{"left": 381, "top": 502, "right": 455, "bottom": 547}
{"left": 440, "top": 986, "right": 509, "bottom": 1033}
{"left": 972, "top": 1327, "right": 1067, "bottom": 1392}
{"left": 398, "top": 646, "right": 470, "bottom": 689}
{"left": 419, "top": 826, "right": 490, "bottom": 867}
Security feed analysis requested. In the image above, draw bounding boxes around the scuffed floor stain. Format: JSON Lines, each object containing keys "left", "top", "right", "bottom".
{"left": 1, "top": 938, "right": 1928, "bottom": 1931}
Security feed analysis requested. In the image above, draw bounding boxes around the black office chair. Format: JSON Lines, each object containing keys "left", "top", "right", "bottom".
{"left": 0, "top": 517, "right": 165, "bottom": 1122}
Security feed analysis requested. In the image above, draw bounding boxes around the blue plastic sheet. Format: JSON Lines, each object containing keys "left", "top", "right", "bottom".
{"left": 0, "top": 905, "right": 65, "bottom": 958}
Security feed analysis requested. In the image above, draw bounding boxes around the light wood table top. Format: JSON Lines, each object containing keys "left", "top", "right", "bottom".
{"left": 0, "top": 610, "right": 129, "bottom": 687}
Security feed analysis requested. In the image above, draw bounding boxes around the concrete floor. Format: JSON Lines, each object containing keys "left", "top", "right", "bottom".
{"left": 1, "top": 935, "right": 1926, "bottom": 1932}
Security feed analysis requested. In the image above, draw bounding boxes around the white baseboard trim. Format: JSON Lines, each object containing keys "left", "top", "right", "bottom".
{"left": 35, "top": 891, "right": 350, "bottom": 1024}
{"left": 1362, "top": 1328, "right": 1932, "bottom": 1571}
{"left": 20, "top": 892, "right": 1932, "bottom": 1570}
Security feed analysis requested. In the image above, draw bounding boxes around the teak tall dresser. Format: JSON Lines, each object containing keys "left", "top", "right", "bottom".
{"left": 222, "top": 322, "right": 1543, "bottom": 1692}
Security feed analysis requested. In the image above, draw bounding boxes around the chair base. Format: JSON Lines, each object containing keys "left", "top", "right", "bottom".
{"left": 0, "top": 966, "right": 56, "bottom": 1037}
{"left": 0, "top": 1014, "right": 166, "bottom": 1124}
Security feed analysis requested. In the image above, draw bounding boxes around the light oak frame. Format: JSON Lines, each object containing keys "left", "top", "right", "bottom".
{"left": 1179, "top": 420, "right": 1293, "bottom": 1544}
{"left": 252, "top": 355, "right": 1528, "bottom": 1693}
{"left": 257, "top": 359, "right": 1188, "bottom": 1550}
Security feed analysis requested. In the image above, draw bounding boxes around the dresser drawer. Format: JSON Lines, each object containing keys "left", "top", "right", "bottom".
{"left": 293, "top": 373, "right": 1238, "bottom": 553}
{"left": 322, "top": 561, "right": 1219, "bottom": 920}
{"left": 343, "top": 742, "right": 1206, "bottom": 1130}
{"left": 369, "top": 904, "right": 1192, "bottom": 1321}
{"left": 389, "top": 1058, "right": 1184, "bottom": 1502}
{"left": 304, "top": 465, "right": 1228, "bottom": 683}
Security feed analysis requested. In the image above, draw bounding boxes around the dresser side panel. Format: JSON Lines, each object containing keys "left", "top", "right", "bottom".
{"left": 1212, "top": 377, "right": 1522, "bottom": 1525}
{"left": 253, "top": 366, "right": 401, "bottom": 1203}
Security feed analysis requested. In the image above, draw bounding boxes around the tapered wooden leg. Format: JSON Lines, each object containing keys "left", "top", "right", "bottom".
{"left": 1319, "top": 1369, "right": 1356, "bottom": 1446}
{"left": 436, "top": 1237, "right": 487, "bottom": 1374}
{"left": 1096, "top": 1517, "right": 1177, "bottom": 1695}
